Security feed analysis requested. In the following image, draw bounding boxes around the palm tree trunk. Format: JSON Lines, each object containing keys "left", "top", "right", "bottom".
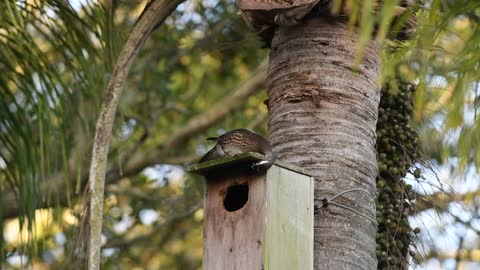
{"left": 267, "top": 17, "right": 380, "bottom": 269}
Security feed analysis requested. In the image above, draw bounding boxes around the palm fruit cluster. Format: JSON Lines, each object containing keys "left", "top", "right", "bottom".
{"left": 376, "top": 81, "right": 421, "bottom": 269}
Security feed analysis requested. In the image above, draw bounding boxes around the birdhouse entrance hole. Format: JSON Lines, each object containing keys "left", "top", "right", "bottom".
{"left": 223, "top": 183, "right": 249, "bottom": 212}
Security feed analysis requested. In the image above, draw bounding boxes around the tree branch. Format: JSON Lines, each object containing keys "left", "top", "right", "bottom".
{"left": 86, "top": 1, "right": 184, "bottom": 269}
{"left": 421, "top": 248, "right": 480, "bottom": 262}
{"left": 415, "top": 190, "right": 480, "bottom": 213}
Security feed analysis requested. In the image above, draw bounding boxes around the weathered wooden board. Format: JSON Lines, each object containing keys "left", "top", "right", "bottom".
{"left": 203, "top": 172, "right": 266, "bottom": 270}
{"left": 264, "top": 165, "right": 314, "bottom": 270}
{"left": 236, "top": 0, "right": 319, "bottom": 11}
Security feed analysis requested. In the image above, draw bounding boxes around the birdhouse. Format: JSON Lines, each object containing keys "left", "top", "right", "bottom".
{"left": 188, "top": 152, "right": 314, "bottom": 270}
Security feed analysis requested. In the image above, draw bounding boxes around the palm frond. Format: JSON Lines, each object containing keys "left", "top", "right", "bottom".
{"left": 0, "top": 0, "right": 110, "bottom": 260}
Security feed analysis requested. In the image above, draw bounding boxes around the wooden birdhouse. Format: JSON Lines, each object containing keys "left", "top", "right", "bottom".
{"left": 188, "top": 152, "right": 314, "bottom": 270}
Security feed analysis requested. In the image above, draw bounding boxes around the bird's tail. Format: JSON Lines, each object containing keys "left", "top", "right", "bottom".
{"left": 263, "top": 150, "right": 277, "bottom": 168}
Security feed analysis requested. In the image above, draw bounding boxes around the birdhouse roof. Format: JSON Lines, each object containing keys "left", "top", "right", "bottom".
{"left": 187, "top": 152, "right": 310, "bottom": 176}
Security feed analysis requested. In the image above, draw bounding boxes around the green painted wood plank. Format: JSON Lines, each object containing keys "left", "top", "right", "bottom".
{"left": 264, "top": 165, "right": 314, "bottom": 270}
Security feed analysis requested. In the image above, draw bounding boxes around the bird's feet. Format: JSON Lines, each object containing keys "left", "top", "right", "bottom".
{"left": 251, "top": 160, "right": 269, "bottom": 171}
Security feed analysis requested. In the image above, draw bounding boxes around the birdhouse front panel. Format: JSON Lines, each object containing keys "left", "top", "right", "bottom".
{"left": 203, "top": 172, "right": 266, "bottom": 270}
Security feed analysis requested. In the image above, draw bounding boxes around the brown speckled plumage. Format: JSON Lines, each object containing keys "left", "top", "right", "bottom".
{"left": 199, "top": 129, "right": 276, "bottom": 168}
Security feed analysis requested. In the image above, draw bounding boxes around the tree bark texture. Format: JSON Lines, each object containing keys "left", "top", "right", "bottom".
{"left": 267, "top": 17, "right": 380, "bottom": 269}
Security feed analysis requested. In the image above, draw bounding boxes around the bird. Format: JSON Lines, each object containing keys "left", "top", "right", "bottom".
{"left": 199, "top": 129, "right": 276, "bottom": 168}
